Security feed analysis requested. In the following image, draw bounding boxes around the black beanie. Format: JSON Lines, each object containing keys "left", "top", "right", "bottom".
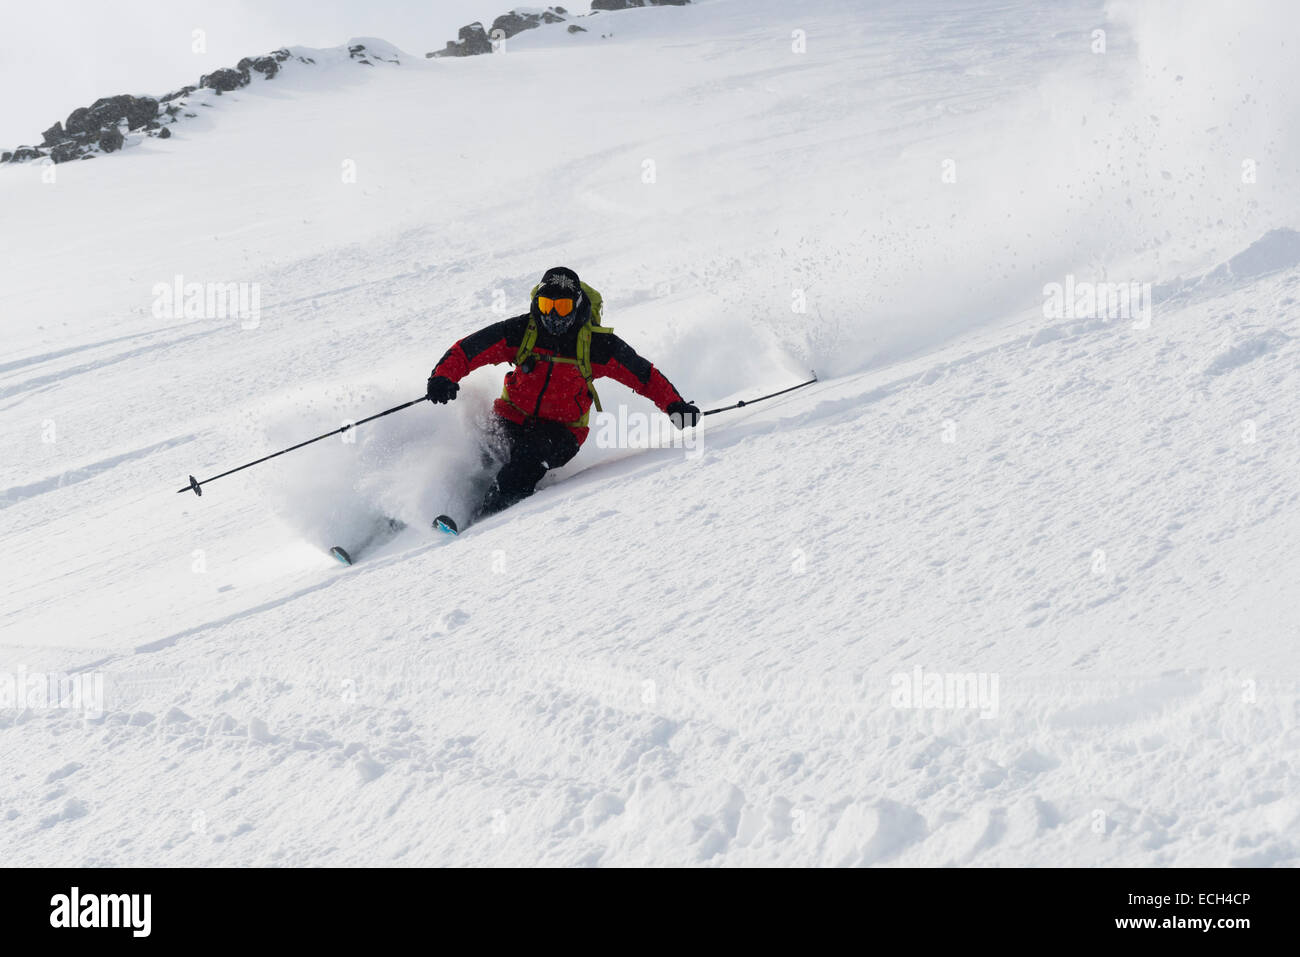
{"left": 537, "top": 266, "right": 581, "bottom": 299}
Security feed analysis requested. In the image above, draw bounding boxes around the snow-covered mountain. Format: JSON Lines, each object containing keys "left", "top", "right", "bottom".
{"left": 1, "top": 0, "right": 1297, "bottom": 866}
{"left": 0, "top": 3, "right": 688, "bottom": 165}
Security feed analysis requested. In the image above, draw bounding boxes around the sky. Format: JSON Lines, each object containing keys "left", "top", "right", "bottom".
{"left": 0, "top": 0, "right": 585, "bottom": 145}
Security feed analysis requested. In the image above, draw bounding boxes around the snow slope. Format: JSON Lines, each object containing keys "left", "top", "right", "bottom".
{"left": 1, "top": 0, "right": 1298, "bottom": 865}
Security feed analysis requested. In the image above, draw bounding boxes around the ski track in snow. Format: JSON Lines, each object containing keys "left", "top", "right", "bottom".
{"left": 2, "top": 0, "right": 1298, "bottom": 866}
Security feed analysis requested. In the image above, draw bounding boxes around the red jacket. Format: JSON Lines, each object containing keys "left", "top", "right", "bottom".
{"left": 432, "top": 314, "right": 684, "bottom": 444}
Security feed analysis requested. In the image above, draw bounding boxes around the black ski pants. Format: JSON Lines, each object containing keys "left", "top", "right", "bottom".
{"left": 478, "top": 416, "right": 581, "bottom": 519}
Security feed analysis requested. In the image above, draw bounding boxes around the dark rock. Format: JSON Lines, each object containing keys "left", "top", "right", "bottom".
{"left": 66, "top": 94, "right": 160, "bottom": 137}
{"left": 160, "top": 85, "right": 196, "bottom": 103}
{"left": 83, "top": 94, "right": 159, "bottom": 131}
{"left": 11, "top": 146, "right": 46, "bottom": 161}
{"left": 349, "top": 43, "right": 398, "bottom": 64}
{"left": 65, "top": 107, "right": 93, "bottom": 136}
{"left": 41, "top": 122, "right": 65, "bottom": 146}
{"left": 126, "top": 97, "right": 159, "bottom": 129}
{"left": 158, "top": 127, "right": 172, "bottom": 139}
{"left": 463, "top": 23, "right": 494, "bottom": 54}
{"left": 431, "top": 22, "right": 494, "bottom": 57}
{"left": 491, "top": 7, "right": 569, "bottom": 40}
{"left": 200, "top": 67, "right": 249, "bottom": 92}
{"left": 490, "top": 13, "right": 529, "bottom": 38}
{"left": 1, "top": 152, "right": 10, "bottom": 163}
{"left": 98, "top": 129, "right": 124, "bottom": 153}
{"left": 591, "top": 0, "right": 689, "bottom": 9}
{"left": 426, "top": 0, "right": 686, "bottom": 57}
{"left": 50, "top": 142, "right": 81, "bottom": 164}
{"left": 237, "top": 54, "right": 283, "bottom": 80}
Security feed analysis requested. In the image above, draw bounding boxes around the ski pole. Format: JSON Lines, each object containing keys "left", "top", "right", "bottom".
{"left": 176, "top": 396, "right": 428, "bottom": 496}
{"left": 700, "top": 373, "right": 818, "bottom": 417}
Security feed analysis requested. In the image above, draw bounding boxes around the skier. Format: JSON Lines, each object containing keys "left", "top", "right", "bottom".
{"left": 426, "top": 266, "right": 699, "bottom": 530}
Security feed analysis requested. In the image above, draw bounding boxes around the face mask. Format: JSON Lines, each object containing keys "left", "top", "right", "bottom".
{"left": 535, "top": 290, "right": 581, "bottom": 334}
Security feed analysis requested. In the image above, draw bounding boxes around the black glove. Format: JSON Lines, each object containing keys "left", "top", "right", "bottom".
{"left": 666, "top": 400, "right": 701, "bottom": 429}
{"left": 426, "top": 375, "right": 459, "bottom": 404}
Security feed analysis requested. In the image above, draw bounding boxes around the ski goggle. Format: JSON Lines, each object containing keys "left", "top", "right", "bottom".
{"left": 536, "top": 296, "right": 575, "bottom": 317}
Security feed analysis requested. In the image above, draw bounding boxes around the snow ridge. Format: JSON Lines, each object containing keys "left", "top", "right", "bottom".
{"left": 0, "top": 1, "right": 697, "bottom": 165}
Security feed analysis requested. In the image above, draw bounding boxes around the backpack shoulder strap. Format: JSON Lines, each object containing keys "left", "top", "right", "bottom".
{"left": 574, "top": 323, "right": 613, "bottom": 412}
{"left": 514, "top": 317, "right": 539, "bottom": 366}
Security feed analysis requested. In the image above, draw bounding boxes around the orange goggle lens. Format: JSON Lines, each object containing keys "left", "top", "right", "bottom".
{"left": 537, "top": 296, "right": 575, "bottom": 317}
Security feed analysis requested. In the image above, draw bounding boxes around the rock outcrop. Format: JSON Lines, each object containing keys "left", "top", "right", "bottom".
{"left": 428, "top": 23, "right": 495, "bottom": 58}
{"left": 426, "top": 3, "right": 690, "bottom": 57}
{"left": 1, "top": 46, "right": 342, "bottom": 164}
{"left": 201, "top": 49, "right": 294, "bottom": 92}
{"left": 2, "top": 2, "right": 692, "bottom": 165}
{"left": 11, "top": 94, "right": 163, "bottom": 165}
{"left": 591, "top": 0, "right": 689, "bottom": 9}
{"left": 491, "top": 7, "right": 567, "bottom": 40}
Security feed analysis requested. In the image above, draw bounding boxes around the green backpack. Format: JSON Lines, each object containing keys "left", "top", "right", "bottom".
{"left": 511, "top": 281, "right": 613, "bottom": 426}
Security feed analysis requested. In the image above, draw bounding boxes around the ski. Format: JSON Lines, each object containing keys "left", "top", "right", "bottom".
{"left": 329, "top": 517, "right": 407, "bottom": 566}
{"left": 433, "top": 514, "right": 460, "bottom": 536}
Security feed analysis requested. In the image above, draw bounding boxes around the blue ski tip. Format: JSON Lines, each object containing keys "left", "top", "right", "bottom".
{"left": 433, "top": 515, "right": 459, "bottom": 536}
{"left": 329, "top": 546, "right": 354, "bottom": 566}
